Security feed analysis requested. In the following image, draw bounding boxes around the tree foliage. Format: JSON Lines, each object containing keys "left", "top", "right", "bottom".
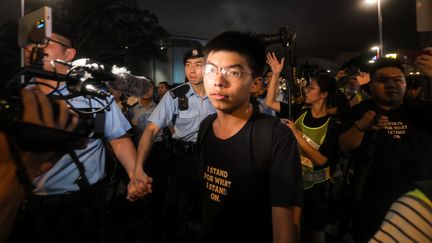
{"left": 0, "top": 0, "right": 169, "bottom": 79}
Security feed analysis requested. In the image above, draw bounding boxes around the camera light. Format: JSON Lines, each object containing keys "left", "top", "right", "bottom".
{"left": 36, "top": 19, "right": 45, "bottom": 29}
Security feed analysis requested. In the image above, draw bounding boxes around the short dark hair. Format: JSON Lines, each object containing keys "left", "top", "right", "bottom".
{"left": 158, "top": 81, "right": 170, "bottom": 88}
{"left": 311, "top": 72, "right": 336, "bottom": 96}
{"left": 370, "top": 58, "right": 405, "bottom": 80}
{"left": 312, "top": 72, "right": 337, "bottom": 104}
{"left": 203, "top": 31, "right": 266, "bottom": 78}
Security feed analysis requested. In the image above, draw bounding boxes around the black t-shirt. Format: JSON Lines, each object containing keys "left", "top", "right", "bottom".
{"left": 199, "top": 115, "right": 302, "bottom": 242}
{"left": 340, "top": 99, "right": 432, "bottom": 241}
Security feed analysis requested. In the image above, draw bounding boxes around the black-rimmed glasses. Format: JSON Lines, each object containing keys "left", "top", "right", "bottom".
{"left": 26, "top": 38, "right": 71, "bottom": 49}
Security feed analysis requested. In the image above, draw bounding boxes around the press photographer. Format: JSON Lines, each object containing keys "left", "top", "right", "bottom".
{"left": 6, "top": 9, "right": 152, "bottom": 242}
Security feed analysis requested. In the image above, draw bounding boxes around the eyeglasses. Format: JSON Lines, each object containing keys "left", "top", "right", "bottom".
{"left": 203, "top": 63, "right": 251, "bottom": 82}
{"left": 26, "top": 38, "right": 71, "bottom": 49}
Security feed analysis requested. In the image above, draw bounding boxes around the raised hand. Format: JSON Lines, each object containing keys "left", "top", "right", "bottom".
{"left": 266, "top": 52, "right": 285, "bottom": 74}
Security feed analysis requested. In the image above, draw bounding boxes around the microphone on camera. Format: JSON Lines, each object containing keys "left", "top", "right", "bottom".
{"left": 109, "top": 65, "right": 152, "bottom": 98}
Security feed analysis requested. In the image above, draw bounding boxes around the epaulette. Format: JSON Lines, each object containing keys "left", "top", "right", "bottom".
{"left": 170, "top": 83, "right": 190, "bottom": 99}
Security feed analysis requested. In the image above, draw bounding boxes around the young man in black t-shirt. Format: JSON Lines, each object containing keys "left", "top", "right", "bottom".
{"left": 338, "top": 58, "right": 432, "bottom": 242}
{"left": 198, "top": 31, "right": 303, "bottom": 243}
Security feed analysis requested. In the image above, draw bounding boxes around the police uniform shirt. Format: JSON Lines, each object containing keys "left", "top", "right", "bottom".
{"left": 126, "top": 100, "right": 162, "bottom": 142}
{"left": 148, "top": 82, "right": 216, "bottom": 142}
{"left": 32, "top": 84, "right": 131, "bottom": 195}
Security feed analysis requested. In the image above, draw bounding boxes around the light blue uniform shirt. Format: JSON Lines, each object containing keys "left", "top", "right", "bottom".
{"left": 148, "top": 83, "right": 215, "bottom": 142}
{"left": 125, "top": 100, "right": 162, "bottom": 143}
{"left": 33, "top": 85, "right": 131, "bottom": 195}
{"left": 258, "top": 97, "right": 276, "bottom": 117}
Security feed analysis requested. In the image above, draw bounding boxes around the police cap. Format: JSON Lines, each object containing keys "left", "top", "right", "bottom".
{"left": 183, "top": 48, "right": 204, "bottom": 64}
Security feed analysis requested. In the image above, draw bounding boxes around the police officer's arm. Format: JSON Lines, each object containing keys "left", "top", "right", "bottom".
{"left": 109, "top": 135, "right": 137, "bottom": 177}
{"left": 272, "top": 206, "right": 300, "bottom": 243}
{"left": 265, "top": 52, "right": 284, "bottom": 113}
{"left": 338, "top": 110, "right": 388, "bottom": 152}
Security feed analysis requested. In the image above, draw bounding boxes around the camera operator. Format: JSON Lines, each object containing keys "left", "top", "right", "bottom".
{"left": 9, "top": 31, "right": 152, "bottom": 242}
{"left": 1, "top": 88, "right": 78, "bottom": 243}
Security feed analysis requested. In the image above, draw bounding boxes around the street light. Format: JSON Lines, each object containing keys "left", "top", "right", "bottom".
{"left": 371, "top": 46, "right": 380, "bottom": 59}
{"left": 366, "top": 0, "right": 384, "bottom": 57}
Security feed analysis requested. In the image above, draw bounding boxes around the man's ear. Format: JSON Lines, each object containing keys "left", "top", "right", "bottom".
{"left": 65, "top": 48, "right": 77, "bottom": 62}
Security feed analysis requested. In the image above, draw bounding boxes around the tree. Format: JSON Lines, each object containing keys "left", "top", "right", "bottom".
{"left": 0, "top": 0, "right": 169, "bottom": 80}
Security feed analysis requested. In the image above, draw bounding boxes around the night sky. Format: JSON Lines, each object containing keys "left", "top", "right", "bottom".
{"left": 0, "top": 0, "right": 421, "bottom": 60}
{"left": 139, "top": 0, "right": 420, "bottom": 60}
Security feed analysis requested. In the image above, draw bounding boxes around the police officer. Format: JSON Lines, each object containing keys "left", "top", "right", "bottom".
{"left": 130, "top": 48, "right": 215, "bottom": 241}
{"left": 9, "top": 30, "right": 151, "bottom": 243}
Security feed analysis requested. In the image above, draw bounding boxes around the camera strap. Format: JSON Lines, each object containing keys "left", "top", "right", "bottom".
{"left": 68, "top": 147, "right": 125, "bottom": 241}
{"left": 68, "top": 148, "right": 107, "bottom": 224}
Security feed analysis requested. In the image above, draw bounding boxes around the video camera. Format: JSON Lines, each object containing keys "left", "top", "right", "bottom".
{"left": 1, "top": 6, "right": 117, "bottom": 151}
{"left": 258, "top": 26, "right": 296, "bottom": 47}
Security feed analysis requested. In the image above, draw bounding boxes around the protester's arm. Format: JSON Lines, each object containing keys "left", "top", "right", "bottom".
{"left": 415, "top": 47, "right": 432, "bottom": 78}
{"left": 284, "top": 119, "right": 328, "bottom": 166}
{"left": 338, "top": 110, "right": 388, "bottom": 152}
{"left": 127, "top": 122, "right": 160, "bottom": 200}
{"left": 265, "top": 52, "right": 285, "bottom": 113}
{"left": 272, "top": 206, "right": 300, "bottom": 243}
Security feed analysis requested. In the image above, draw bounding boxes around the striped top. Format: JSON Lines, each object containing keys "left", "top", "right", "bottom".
{"left": 369, "top": 189, "right": 432, "bottom": 243}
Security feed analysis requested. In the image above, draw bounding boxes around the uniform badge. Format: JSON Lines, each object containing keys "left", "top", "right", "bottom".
{"left": 192, "top": 49, "right": 198, "bottom": 56}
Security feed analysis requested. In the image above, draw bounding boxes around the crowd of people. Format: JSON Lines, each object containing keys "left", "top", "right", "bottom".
{"left": 1, "top": 20, "right": 432, "bottom": 243}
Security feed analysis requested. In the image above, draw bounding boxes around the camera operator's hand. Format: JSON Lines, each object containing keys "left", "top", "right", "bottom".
{"left": 266, "top": 52, "right": 285, "bottom": 75}
{"left": 19, "top": 88, "right": 79, "bottom": 179}
{"left": 355, "top": 111, "right": 388, "bottom": 132}
{"left": 126, "top": 168, "right": 153, "bottom": 201}
{"left": 415, "top": 47, "right": 432, "bottom": 78}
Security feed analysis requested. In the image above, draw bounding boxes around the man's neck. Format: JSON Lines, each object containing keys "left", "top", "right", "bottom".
{"left": 213, "top": 103, "right": 253, "bottom": 140}
{"left": 35, "top": 78, "right": 64, "bottom": 95}
{"left": 376, "top": 102, "right": 402, "bottom": 111}
{"left": 374, "top": 98, "right": 403, "bottom": 111}
{"left": 190, "top": 82, "right": 206, "bottom": 98}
